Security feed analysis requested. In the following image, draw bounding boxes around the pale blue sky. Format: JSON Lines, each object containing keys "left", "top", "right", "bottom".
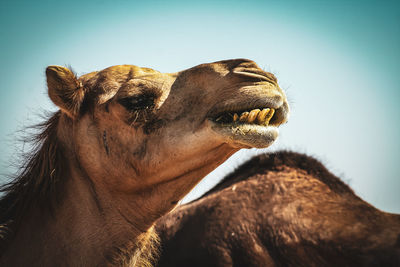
{"left": 1, "top": 0, "right": 399, "bottom": 212}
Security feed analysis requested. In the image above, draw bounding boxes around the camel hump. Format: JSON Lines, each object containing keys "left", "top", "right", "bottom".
{"left": 202, "top": 151, "right": 354, "bottom": 198}
{"left": 46, "top": 65, "right": 84, "bottom": 119}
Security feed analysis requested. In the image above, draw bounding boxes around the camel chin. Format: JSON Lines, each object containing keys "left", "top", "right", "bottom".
{"left": 210, "top": 121, "right": 279, "bottom": 148}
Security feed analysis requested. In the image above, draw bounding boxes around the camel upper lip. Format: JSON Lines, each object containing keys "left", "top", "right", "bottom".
{"left": 206, "top": 77, "right": 288, "bottom": 127}
{"left": 207, "top": 89, "right": 283, "bottom": 118}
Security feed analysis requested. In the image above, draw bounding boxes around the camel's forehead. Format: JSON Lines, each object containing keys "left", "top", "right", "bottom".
{"left": 80, "top": 65, "right": 161, "bottom": 83}
{"left": 79, "top": 65, "right": 169, "bottom": 104}
{"left": 101, "top": 65, "right": 161, "bottom": 77}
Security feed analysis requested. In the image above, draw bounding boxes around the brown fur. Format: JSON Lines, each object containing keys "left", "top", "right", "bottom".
{"left": 156, "top": 151, "right": 400, "bottom": 266}
{"left": 0, "top": 112, "right": 67, "bottom": 242}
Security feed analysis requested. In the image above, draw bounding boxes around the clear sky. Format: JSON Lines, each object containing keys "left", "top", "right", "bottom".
{"left": 1, "top": 0, "right": 399, "bottom": 213}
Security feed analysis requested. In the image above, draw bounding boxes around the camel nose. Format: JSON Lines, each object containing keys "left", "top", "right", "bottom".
{"left": 214, "top": 58, "right": 258, "bottom": 70}
{"left": 229, "top": 59, "right": 289, "bottom": 125}
{"left": 232, "top": 62, "right": 277, "bottom": 84}
{"left": 231, "top": 58, "right": 259, "bottom": 69}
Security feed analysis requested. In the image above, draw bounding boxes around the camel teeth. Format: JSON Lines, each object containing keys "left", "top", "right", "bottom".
{"left": 233, "top": 113, "right": 239, "bottom": 122}
{"left": 264, "top": 108, "right": 275, "bottom": 125}
{"left": 257, "top": 108, "right": 270, "bottom": 125}
{"left": 247, "top": 109, "right": 260, "bottom": 123}
{"left": 239, "top": 112, "right": 249, "bottom": 122}
{"left": 215, "top": 108, "right": 275, "bottom": 125}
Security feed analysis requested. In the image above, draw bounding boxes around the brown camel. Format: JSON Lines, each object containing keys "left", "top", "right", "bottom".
{"left": 0, "top": 59, "right": 289, "bottom": 266}
{"left": 156, "top": 151, "right": 400, "bottom": 267}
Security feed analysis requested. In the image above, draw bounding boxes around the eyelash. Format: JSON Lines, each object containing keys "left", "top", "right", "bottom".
{"left": 118, "top": 93, "right": 156, "bottom": 111}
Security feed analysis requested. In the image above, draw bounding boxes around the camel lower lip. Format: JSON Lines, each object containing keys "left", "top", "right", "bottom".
{"left": 209, "top": 121, "right": 279, "bottom": 148}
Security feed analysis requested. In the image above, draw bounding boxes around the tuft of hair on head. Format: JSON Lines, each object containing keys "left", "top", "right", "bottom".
{"left": 46, "top": 66, "right": 85, "bottom": 119}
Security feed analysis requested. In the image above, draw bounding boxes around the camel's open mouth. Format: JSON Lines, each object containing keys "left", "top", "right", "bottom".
{"left": 212, "top": 108, "right": 276, "bottom": 126}
{"left": 208, "top": 106, "right": 285, "bottom": 149}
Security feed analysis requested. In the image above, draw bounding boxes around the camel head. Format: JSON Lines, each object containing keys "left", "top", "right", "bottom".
{"left": 46, "top": 58, "right": 289, "bottom": 209}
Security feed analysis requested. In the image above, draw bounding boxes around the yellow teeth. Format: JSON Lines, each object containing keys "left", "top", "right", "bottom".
{"left": 233, "top": 113, "right": 239, "bottom": 122}
{"left": 247, "top": 109, "right": 260, "bottom": 123}
{"left": 240, "top": 108, "right": 275, "bottom": 125}
{"left": 265, "top": 108, "right": 275, "bottom": 125}
{"left": 256, "top": 108, "right": 270, "bottom": 125}
{"left": 239, "top": 112, "right": 249, "bottom": 122}
{"left": 215, "top": 108, "right": 275, "bottom": 126}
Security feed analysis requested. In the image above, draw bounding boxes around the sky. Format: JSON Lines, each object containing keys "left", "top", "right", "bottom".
{"left": 0, "top": 0, "right": 399, "bottom": 213}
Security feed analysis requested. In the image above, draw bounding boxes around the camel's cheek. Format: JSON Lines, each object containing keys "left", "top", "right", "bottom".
{"left": 72, "top": 114, "right": 149, "bottom": 192}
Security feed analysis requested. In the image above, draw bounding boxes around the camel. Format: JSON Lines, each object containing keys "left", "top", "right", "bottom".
{"left": 0, "top": 59, "right": 289, "bottom": 266}
{"left": 156, "top": 151, "right": 400, "bottom": 267}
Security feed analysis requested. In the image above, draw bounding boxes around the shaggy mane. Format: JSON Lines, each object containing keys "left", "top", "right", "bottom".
{"left": 0, "top": 111, "right": 68, "bottom": 247}
{"left": 203, "top": 151, "right": 354, "bottom": 198}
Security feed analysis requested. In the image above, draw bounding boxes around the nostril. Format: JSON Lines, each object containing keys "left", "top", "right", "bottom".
{"left": 232, "top": 66, "right": 277, "bottom": 84}
{"left": 235, "top": 60, "right": 258, "bottom": 69}
{"left": 223, "top": 58, "right": 258, "bottom": 71}
{"left": 232, "top": 59, "right": 260, "bottom": 73}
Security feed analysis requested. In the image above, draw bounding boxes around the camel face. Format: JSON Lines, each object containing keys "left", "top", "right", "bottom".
{"left": 46, "top": 59, "right": 289, "bottom": 193}
{"left": 175, "top": 58, "right": 289, "bottom": 149}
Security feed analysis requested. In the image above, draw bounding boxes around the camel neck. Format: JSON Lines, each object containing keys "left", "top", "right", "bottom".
{"left": 1, "top": 140, "right": 236, "bottom": 266}
{"left": 0, "top": 163, "right": 146, "bottom": 266}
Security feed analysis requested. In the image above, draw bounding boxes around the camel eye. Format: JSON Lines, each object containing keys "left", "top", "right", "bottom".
{"left": 118, "top": 93, "right": 156, "bottom": 111}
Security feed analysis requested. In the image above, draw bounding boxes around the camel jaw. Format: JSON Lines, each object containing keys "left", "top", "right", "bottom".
{"left": 209, "top": 121, "right": 279, "bottom": 148}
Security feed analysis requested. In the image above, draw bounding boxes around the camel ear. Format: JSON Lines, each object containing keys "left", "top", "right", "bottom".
{"left": 46, "top": 65, "right": 85, "bottom": 118}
